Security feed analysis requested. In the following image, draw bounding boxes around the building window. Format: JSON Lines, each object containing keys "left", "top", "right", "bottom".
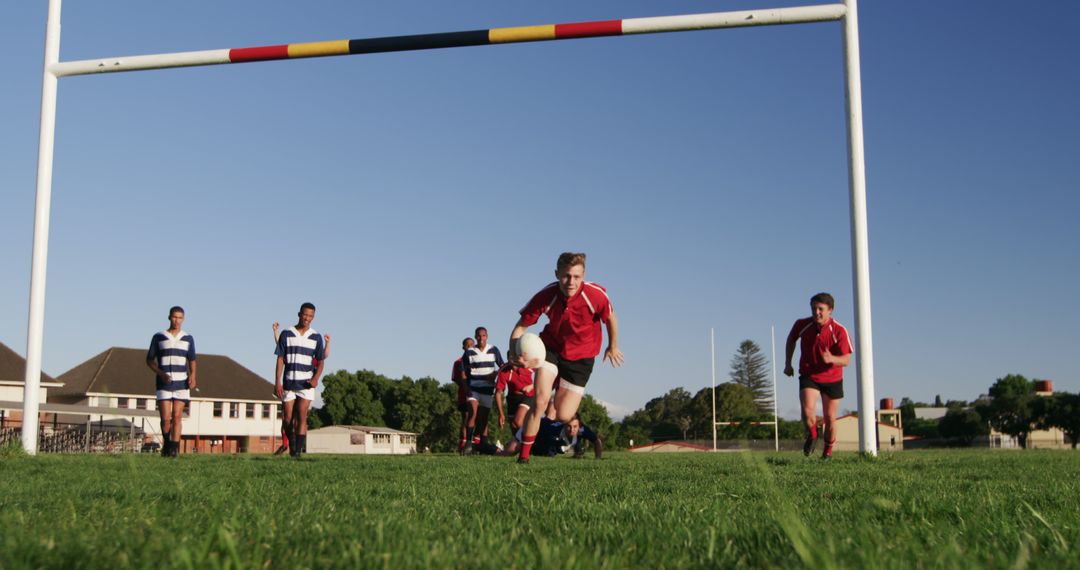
{"left": 213, "top": 402, "right": 223, "bottom": 418}
{"left": 229, "top": 403, "right": 239, "bottom": 418}
{"left": 98, "top": 396, "right": 112, "bottom": 408}
{"left": 373, "top": 433, "right": 391, "bottom": 445}
{"left": 118, "top": 398, "right": 128, "bottom": 409}
{"left": 246, "top": 404, "right": 255, "bottom": 419}
{"left": 261, "top": 404, "right": 270, "bottom": 419}
{"left": 137, "top": 398, "right": 147, "bottom": 410}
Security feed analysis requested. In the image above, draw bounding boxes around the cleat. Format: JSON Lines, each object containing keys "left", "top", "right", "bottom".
{"left": 821, "top": 444, "right": 833, "bottom": 460}
{"left": 516, "top": 457, "right": 529, "bottom": 464}
{"left": 273, "top": 445, "right": 288, "bottom": 456}
{"left": 803, "top": 435, "right": 818, "bottom": 457}
{"left": 462, "top": 444, "right": 474, "bottom": 456}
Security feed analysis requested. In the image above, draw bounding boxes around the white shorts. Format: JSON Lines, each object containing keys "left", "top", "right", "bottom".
{"left": 467, "top": 392, "right": 494, "bottom": 408}
{"left": 283, "top": 388, "right": 315, "bottom": 402}
{"left": 156, "top": 389, "right": 190, "bottom": 402}
{"left": 557, "top": 379, "right": 586, "bottom": 395}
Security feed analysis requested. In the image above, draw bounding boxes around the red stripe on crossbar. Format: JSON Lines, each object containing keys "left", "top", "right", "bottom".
{"left": 230, "top": 45, "right": 290, "bottom": 62}
{"left": 555, "top": 20, "right": 622, "bottom": 39}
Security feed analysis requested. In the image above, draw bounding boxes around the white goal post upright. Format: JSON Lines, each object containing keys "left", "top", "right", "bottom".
{"left": 22, "top": 0, "right": 877, "bottom": 455}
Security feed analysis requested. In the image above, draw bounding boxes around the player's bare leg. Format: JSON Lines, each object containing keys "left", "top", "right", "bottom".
{"left": 800, "top": 387, "right": 821, "bottom": 456}
{"left": 282, "top": 399, "right": 297, "bottom": 456}
{"left": 292, "top": 398, "right": 311, "bottom": 457}
{"left": 462, "top": 398, "right": 480, "bottom": 454}
{"left": 511, "top": 403, "right": 529, "bottom": 432}
{"left": 553, "top": 383, "right": 584, "bottom": 423}
{"left": 820, "top": 394, "right": 841, "bottom": 459}
{"left": 517, "top": 363, "right": 557, "bottom": 464}
{"left": 170, "top": 401, "right": 185, "bottom": 456}
{"left": 158, "top": 400, "right": 174, "bottom": 457}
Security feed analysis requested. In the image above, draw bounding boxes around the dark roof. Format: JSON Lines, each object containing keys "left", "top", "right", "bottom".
{"left": 0, "top": 341, "right": 58, "bottom": 384}
{"left": 53, "top": 347, "right": 277, "bottom": 402}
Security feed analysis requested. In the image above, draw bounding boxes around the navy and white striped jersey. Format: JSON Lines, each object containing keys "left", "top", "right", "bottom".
{"left": 275, "top": 327, "right": 326, "bottom": 391}
{"left": 463, "top": 345, "right": 504, "bottom": 391}
{"left": 148, "top": 330, "right": 197, "bottom": 391}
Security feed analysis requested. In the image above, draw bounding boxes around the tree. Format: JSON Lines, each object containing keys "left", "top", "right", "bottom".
{"left": 1037, "top": 392, "right": 1080, "bottom": 449}
{"left": 383, "top": 376, "right": 455, "bottom": 451}
{"left": 728, "top": 340, "right": 772, "bottom": 413}
{"left": 715, "top": 382, "right": 758, "bottom": 422}
{"left": 977, "top": 374, "right": 1036, "bottom": 449}
{"left": 577, "top": 394, "right": 614, "bottom": 439}
{"left": 320, "top": 369, "right": 386, "bottom": 427}
{"left": 675, "top": 416, "right": 692, "bottom": 440}
{"left": 938, "top": 406, "right": 987, "bottom": 446}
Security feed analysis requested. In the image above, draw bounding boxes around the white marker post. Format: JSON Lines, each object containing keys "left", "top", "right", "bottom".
{"left": 842, "top": 0, "right": 877, "bottom": 455}
{"left": 710, "top": 328, "right": 717, "bottom": 451}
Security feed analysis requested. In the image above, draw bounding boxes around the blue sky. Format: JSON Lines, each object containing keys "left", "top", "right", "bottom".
{"left": 1, "top": 1, "right": 1077, "bottom": 420}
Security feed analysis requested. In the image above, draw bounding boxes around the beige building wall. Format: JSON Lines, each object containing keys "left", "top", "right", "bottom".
{"left": 307, "top": 426, "right": 417, "bottom": 455}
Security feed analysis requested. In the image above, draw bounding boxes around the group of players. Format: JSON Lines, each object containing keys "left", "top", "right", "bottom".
{"left": 146, "top": 302, "right": 329, "bottom": 458}
{"left": 145, "top": 251, "right": 851, "bottom": 461}
{"left": 451, "top": 252, "right": 619, "bottom": 462}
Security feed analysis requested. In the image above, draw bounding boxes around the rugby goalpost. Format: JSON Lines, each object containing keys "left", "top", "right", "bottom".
{"left": 710, "top": 328, "right": 781, "bottom": 452}
{"left": 22, "top": 0, "right": 878, "bottom": 455}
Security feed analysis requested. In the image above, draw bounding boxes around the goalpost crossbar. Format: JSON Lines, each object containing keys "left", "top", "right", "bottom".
{"left": 50, "top": 5, "right": 845, "bottom": 77}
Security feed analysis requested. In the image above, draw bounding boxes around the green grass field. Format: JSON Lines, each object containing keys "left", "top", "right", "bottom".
{"left": 1, "top": 449, "right": 1077, "bottom": 569}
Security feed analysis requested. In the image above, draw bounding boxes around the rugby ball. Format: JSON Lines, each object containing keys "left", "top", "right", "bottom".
{"left": 517, "top": 333, "right": 546, "bottom": 364}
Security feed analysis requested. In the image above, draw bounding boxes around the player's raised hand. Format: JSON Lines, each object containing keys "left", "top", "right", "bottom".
{"left": 603, "top": 346, "right": 624, "bottom": 367}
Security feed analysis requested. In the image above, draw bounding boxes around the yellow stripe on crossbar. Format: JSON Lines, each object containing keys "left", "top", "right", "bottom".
{"left": 489, "top": 25, "right": 556, "bottom": 44}
{"left": 288, "top": 40, "right": 351, "bottom": 58}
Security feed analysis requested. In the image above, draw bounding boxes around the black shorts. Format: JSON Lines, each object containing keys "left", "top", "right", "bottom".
{"left": 507, "top": 391, "right": 533, "bottom": 411}
{"left": 799, "top": 375, "right": 844, "bottom": 399}
{"left": 545, "top": 349, "right": 595, "bottom": 388}
{"left": 457, "top": 401, "right": 471, "bottom": 413}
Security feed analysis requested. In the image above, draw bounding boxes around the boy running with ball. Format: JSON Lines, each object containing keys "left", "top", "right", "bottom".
{"left": 509, "top": 252, "right": 623, "bottom": 463}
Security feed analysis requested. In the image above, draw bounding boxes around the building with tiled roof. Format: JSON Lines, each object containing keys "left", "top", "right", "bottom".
{"left": 53, "top": 347, "right": 283, "bottom": 453}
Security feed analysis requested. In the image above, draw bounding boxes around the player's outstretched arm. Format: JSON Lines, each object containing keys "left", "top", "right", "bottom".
{"left": 603, "top": 312, "right": 624, "bottom": 367}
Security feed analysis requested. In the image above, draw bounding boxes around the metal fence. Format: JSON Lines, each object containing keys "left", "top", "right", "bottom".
{"left": 0, "top": 419, "right": 156, "bottom": 454}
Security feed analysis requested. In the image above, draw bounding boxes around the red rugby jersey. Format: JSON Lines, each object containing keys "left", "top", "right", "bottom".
{"left": 787, "top": 317, "right": 853, "bottom": 383}
{"left": 495, "top": 364, "right": 534, "bottom": 395}
{"left": 451, "top": 358, "right": 467, "bottom": 404}
{"left": 519, "top": 281, "right": 613, "bottom": 361}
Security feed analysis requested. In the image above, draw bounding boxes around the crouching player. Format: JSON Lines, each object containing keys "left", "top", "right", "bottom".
{"left": 509, "top": 252, "right": 622, "bottom": 463}
{"left": 494, "top": 359, "right": 535, "bottom": 433}
{"left": 502, "top": 415, "right": 603, "bottom": 459}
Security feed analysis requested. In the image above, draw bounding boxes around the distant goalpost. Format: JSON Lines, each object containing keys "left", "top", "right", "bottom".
{"left": 21, "top": 0, "right": 878, "bottom": 455}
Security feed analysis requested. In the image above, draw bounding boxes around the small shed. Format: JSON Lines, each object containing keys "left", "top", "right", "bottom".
{"left": 306, "top": 425, "right": 418, "bottom": 455}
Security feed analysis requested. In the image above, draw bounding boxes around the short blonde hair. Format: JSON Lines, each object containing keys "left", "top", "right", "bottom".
{"left": 556, "top": 252, "right": 587, "bottom": 273}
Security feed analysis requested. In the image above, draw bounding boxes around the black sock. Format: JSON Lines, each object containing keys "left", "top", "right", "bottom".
{"left": 465, "top": 427, "right": 475, "bottom": 445}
